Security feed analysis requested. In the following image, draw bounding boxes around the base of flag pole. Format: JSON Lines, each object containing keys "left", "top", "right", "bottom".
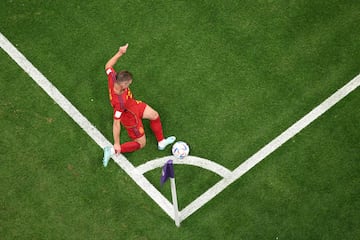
{"left": 170, "top": 178, "right": 181, "bottom": 227}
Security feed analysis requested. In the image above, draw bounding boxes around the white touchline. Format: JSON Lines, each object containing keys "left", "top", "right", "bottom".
{"left": 1, "top": 31, "right": 359, "bottom": 225}
{"left": 180, "top": 74, "right": 360, "bottom": 220}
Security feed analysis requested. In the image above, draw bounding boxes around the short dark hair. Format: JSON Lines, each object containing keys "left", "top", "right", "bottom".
{"left": 116, "top": 71, "right": 133, "bottom": 83}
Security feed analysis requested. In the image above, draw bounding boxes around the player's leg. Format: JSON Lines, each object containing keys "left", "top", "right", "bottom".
{"left": 142, "top": 104, "right": 176, "bottom": 150}
{"left": 120, "top": 110, "right": 145, "bottom": 153}
{"left": 132, "top": 135, "right": 146, "bottom": 148}
{"left": 120, "top": 139, "right": 142, "bottom": 152}
{"left": 142, "top": 104, "right": 162, "bottom": 140}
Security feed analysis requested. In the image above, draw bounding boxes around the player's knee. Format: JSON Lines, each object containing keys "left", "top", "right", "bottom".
{"left": 146, "top": 109, "right": 159, "bottom": 120}
{"left": 139, "top": 141, "right": 146, "bottom": 149}
{"left": 136, "top": 136, "right": 146, "bottom": 148}
{"left": 143, "top": 105, "right": 160, "bottom": 120}
{"left": 151, "top": 110, "right": 159, "bottom": 120}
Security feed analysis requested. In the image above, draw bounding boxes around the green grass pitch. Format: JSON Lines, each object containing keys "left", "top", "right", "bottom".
{"left": 1, "top": 1, "right": 359, "bottom": 239}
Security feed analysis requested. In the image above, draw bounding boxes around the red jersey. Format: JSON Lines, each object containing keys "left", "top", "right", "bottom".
{"left": 106, "top": 67, "right": 138, "bottom": 120}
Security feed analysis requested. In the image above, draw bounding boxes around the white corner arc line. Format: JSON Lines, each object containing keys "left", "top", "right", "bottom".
{"left": 0, "top": 33, "right": 175, "bottom": 220}
{"left": 180, "top": 74, "right": 360, "bottom": 220}
{"left": 136, "top": 156, "right": 232, "bottom": 178}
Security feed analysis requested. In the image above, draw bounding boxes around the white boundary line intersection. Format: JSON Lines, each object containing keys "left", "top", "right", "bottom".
{"left": 1, "top": 32, "right": 359, "bottom": 226}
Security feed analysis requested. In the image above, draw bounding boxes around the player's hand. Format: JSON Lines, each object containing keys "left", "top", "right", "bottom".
{"left": 119, "top": 43, "right": 128, "bottom": 55}
{"left": 114, "top": 143, "right": 121, "bottom": 154}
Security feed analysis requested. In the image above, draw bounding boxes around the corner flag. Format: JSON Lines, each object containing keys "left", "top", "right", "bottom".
{"left": 161, "top": 160, "right": 174, "bottom": 185}
{"left": 160, "top": 160, "right": 180, "bottom": 227}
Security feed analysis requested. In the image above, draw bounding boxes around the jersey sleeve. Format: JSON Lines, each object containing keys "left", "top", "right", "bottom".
{"left": 113, "top": 109, "right": 122, "bottom": 120}
{"left": 105, "top": 67, "right": 116, "bottom": 83}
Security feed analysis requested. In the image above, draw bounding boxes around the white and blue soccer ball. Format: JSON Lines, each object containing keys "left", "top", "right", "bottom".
{"left": 172, "top": 141, "right": 190, "bottom": 159}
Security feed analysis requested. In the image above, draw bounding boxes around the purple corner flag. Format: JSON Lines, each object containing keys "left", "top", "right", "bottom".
{"left": 160, "top": 160, "right": 175, "bottom": 185}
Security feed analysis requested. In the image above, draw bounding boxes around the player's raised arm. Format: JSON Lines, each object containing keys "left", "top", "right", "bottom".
{"left": 105, "top": 43, "right": 129, "bottom": 69}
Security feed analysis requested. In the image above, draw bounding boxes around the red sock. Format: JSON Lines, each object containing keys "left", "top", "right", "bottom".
{"left": 150, "top": 116, "right": 164, "bottom": 142}
{"left": 120, "top": 141, "right": 141, "bottom": 153}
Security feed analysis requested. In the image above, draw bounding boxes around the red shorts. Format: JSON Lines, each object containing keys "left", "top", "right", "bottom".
{"left": 120, "top": 101, "right": 147, "bottom": 140}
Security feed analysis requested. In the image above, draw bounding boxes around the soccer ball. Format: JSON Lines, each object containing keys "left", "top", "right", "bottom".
{"left": 172, "top": 141, "right": 190, "bottom": 159}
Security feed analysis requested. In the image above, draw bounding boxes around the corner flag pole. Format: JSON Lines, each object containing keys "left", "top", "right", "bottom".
{"left": 161, "top": 160, "right": 181, "bottom": 227}
{"left": 170, "top": 177, "right": 180, "bottom": 227}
